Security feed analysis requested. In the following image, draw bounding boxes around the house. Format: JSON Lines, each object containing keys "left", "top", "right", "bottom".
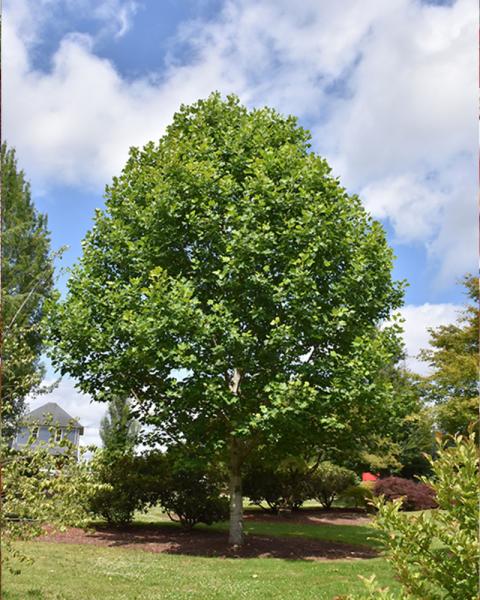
{"left": 12, "top": 402, "right": 84, "bottom": 456}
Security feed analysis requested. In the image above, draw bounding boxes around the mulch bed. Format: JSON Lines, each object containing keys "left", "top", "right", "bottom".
{"left": 39, "top": 521, "right": 377, "bottom": 561}
{"left": 244, "top": 508, "right": 372, "bottom": 527}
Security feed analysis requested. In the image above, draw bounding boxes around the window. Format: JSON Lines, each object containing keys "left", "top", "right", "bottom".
{"left": 54, "top": 428, "right": 63, "bottom": 443}
{"left": 31, "top": 426, "right": 39, "bottom": 439}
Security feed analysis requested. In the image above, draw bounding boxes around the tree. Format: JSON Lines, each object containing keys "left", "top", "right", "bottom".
{"left": 1, "top": 144, "right": 54, "bottom": 436}
{"left": 47, "top": 94, "right": 403, "bottom": 545}
{"left": 419, "top": 276, "right": 478, "bottom": 435}
{"left": 99, "top": 395, "right": 139, "bottom": 452}
{"left": 354, "top": 366, "right": 434, "bottom": 477}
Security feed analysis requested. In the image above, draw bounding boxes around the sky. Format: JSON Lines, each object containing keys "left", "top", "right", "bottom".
{"left": 3, "top": 0, "right": 476, "bottom": 446}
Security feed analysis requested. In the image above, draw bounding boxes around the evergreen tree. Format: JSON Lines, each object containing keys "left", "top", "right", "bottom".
{"left": 1, "top": 144, "right": 54, "bottom": 435}
{"left": 99, "top": 396, "right": 139, "bottom": 453}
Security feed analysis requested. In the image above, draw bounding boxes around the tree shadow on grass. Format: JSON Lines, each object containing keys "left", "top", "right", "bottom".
{"left": 42, "top": 523, "right": 379, "bottom": 561}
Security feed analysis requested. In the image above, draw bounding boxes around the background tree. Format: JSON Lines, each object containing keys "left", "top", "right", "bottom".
{"left": 356, "top": 365, "right": 434, "bottom": 477}
{"left": 419, "top": 276, "right": 478, "bottom": 435}
{"left": 2, "top": 144, "right": 54, "bottom": 436}
{"left": 99, "top": 395, "right": 139, "bottom": 453}
{"left": 47, "top": 94, "right": 403, "bottom": 545}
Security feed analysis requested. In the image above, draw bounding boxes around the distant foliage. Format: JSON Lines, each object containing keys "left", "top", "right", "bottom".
{"left": 2, "top": 144, "right": 54, "bottom": 436}
{"left": 418, "top": 275, "right": 478, "bottom": 436}
{"left": 99, "top": 395, "right": 140, "bottom": 453}
{"left": 243, "top": 462, "right": 285, "bottom": 513}
{"left": 309, "top": 462, "right": 357, "bottom": 509}
{"left": 373, "top": 476, "right": 437, "bottom": 511}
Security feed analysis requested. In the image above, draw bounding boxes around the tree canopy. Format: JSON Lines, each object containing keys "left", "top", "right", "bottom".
{"left": 2, "top": 144, "right": 54, "bottom": 436}
{"left": 48, "top": 94, "right": 403, "bottom": 544}
{"left": 419, "top": 275, "right": 478, "bottom": 435}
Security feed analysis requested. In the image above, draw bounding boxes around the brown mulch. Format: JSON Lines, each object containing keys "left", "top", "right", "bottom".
{"left": 39, "top": 522, "right": 377, "bottom": 561}
{"left": 244, "top": 508, "right": 372, "bottom": 527}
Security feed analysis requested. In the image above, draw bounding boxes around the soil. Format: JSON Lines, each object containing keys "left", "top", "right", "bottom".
{"left": 244, "top": 507, "right": 373, "bottom": 527}
{"left": 39, "top": 510, "right": 376, "bottom": 562}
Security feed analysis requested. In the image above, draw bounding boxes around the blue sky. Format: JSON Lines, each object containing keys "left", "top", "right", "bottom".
{"left": 4, "top": 0, "right": 476, "bottom": 445}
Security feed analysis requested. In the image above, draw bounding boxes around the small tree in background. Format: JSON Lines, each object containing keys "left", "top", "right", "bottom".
{"left": 158, "top": 449, "right": 229, "bottom": 529}
{"left": 419, "top": 275, "right": 478, "bottom": 435}
{"left": 99, "top": 395, "right": 139, "bottom": 453}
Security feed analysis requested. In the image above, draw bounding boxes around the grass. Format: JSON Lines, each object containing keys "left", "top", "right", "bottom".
{"left": 4, "top": 507, "right": 396, "bottom": 598}
{"left": 4, "top": 541, "right": 400, "bottom": 600}
{"left": 135, "top": 506, "right": 382, "bottom": 549}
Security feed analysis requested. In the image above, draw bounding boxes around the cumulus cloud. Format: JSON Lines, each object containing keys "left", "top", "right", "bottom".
{"left": 3, "top": 0, "right": 476, "bottom": 282}
{"left": 399, "top": 302, "right": 461, "bottom": 374}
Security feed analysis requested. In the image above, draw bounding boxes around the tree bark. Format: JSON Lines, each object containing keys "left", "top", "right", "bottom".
{"left": 228, "top": 368, "right": 243, "bottom": 546}
{"left": 228, "top": 436, "right": 243, "bottom": 546}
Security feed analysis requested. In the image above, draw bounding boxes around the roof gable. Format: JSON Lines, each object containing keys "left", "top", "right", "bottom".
{"left": 24, "top": 402, "right": 83, "bottom": 432}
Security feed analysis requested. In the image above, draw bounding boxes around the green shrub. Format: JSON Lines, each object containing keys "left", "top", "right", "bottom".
{"left": 243, "top": 463, "right": 285, "bottom": 513}
{"left": 339, "top": 484, "right": 374, "bottom": 511}
{"left": 309, "top": 462, "right": 357, "bottom": 508}
{"left": 159, "top": 455, "right": 228, "bottom": 529}
{"left": 243, "top": 456, "right": 311, "bottom": 512}
{"left": 89, "top": 450, "right": 166, "bottom": 525}
{"left": 341, "top": 434, "right": 480, "bottom": 600}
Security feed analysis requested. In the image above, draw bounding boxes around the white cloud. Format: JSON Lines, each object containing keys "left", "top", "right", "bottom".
{"left": 3, "top": 0, "right": 476, "bottom": 283}
{"left": 361, "top": 174, "right": 447, "bottom": 243}
{"left": 28, "top": 378, "right": 106, "bottom": 447}
{"left": 399, "top": 302, "right": 461, "bottom": 374}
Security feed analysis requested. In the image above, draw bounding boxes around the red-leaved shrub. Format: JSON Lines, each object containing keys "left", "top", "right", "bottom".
{"left": 373, "top": 476, "right": 437, "bottom": 511}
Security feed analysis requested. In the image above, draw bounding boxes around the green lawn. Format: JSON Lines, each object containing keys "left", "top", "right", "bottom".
{"left": 4, "top": 541, "right": 399, "bottom": 600}
{"left": 135, "top": 506, "right": 382, "bottom": 549}
{"left": 4, "top": 508, "right": 397, "bottom": 599}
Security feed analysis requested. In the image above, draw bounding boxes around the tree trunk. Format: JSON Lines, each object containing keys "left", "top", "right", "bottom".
{"left": 228, "top": 436, "right": 243, "bottom": 546}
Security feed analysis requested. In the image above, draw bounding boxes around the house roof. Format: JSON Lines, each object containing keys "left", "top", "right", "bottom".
{"left": 24, "top": 402, "right": 83, "bottom": 433}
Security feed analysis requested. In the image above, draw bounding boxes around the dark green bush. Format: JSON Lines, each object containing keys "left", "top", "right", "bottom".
{"left": 309, "top": 462, "right": 357, "bottom": 508}
{"left": 158, "top": 455, "right": 228, "bottom": 529}
{"left": 339, "top": 484, "right": 374, "bottom": 511}
{"left": 243, "top": 457, "right": 311, "bottom": 512}
{"left": 89, "top": 450, "right": 166, "bottom": 525}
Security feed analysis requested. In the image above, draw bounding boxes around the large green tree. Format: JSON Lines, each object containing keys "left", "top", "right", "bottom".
{"left": 419, "top": 276, "right": 478, "bottom": 435}
{"left": 1, "top": 144, "right": 54, "bottom": 436}
{"left": 48, "top": 94, "right": 403, "bottom": 545}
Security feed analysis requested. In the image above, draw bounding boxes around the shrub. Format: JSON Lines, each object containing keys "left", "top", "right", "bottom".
{"left": 243, "top": 464, "right": 285, "bottom": 513}
{"left": 159, "top": 456, "right": 228, "bottom": 529}
{"left": 89, "top": 450, "right": 166, "bottom": 525}
{"left": 243, "top": 457, "right": 311, "bottom": 513}
{"left": 339, "top": 484, "right": 374, "bottom": 511}
{"left": 309, "top": 462, "right": 357, "bottom": 508}
{"left": 341, "top": 434, "right": 479, "bottom": 600}
{"left": 373, "top": 476, "right": 437, "bottom": 511}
